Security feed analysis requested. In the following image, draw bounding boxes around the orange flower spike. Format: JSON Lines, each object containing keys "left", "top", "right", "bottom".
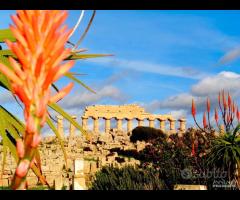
{"left": 191, "top": 99, "right": 196, "bottom": 118}
{"left": 0, "top": 63, "right": 23, "bottom": 86}
{"left": 50, "top": 82, "right": 74, "bottom": 103}
{"left": 1, "top": 11, "right": 76, "bottom": 189}
{"left": 206, "top": 98, "right": 210, "bottom": 113}
{"left": 31, "top": 134, "right": 41, "bottom": 148}
{"left": 232, "top": 101, "right": 235, "bottom": 114}
{"left": 228, "top": 93, "right": 232, "bottom": 108}
{"left": 215, "top": 107, "right": 219, "bottom": 125}
{"left": 15, "top": 159, "right": 30, "bottom": 178}
{"left": 8, "top": 57, "right": 26, "bottom": 80}
{"left": 203, "top": 112, "right": 207, "bottom": 128}
{"left": 16, "top": 139, "right": 25, "bottom": 159}
{"left": 237, "top": 108, "right": 240, "bottom": 122}
{"left": 222, "top": 90, "right": 227, "bottom": 109}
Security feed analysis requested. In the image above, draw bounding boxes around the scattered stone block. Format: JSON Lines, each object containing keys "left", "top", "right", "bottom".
{"left": 54, "top": 176, "right": 63, "bottom": 190}
{"left": 174, "top": 184, "right": 207, "bottom": 190}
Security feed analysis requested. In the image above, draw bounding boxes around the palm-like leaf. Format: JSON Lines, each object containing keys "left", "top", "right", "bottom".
{"left": 207, "top": 126, "right": 240, "bottom": 185}
{"left": 0, "top": 14, "right": 109, "bottom": 188}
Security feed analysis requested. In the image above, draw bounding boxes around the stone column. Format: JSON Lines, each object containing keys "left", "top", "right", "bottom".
{"left": 82, "top": 117, "right": 88, "bottom": 131}
{"left": 159, "top": 118, "right": 166, "bottom": 131}
{"left": 93, "top": 117, "right": 99, "bottom": 133}
{"left": 178, "top": 118, "right": 186, "bottom": 132}
{"left": 137, "top": 118, "right": 144, "bottom": 127}
{"left": 169, "top": 118, "right": 176, "bottom": 131}
{"left": 116, "top": 118, "right": 123, "bottom": 131}
{"left": 57, "top": 115, "right": 64, "bottom": 138}
{"left": 148, "top": 117, "right": 155, "bottom": 128}
{"left": 70, "top": 115, "right": 77, "bottom": 138}
{"left": 127, "top": 118, "right": 133, "bottom": 132}
{"left": 104, "top": 117, "right": 111, "bottom": 133}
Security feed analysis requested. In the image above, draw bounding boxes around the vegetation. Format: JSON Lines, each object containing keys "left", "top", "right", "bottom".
{"left": 192, "top": 91, "right": 240, "bottom": 189}
{"left": 130, "top": 126, "right": 165, "bottom": 143}
{"left": 90, "top": 166, "right": 167, "bottom": 190}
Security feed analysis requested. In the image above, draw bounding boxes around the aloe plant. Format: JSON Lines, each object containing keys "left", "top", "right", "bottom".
{"left": 207, "top": 124, "right": 240, "bottom": 189}
{"left": 0, "top": 10, "right": 109, "bottom": 189}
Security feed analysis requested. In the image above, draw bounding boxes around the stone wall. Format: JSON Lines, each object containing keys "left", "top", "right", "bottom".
{"left": 0, "top": 104, "right": 187, "bottom": 189}
{"left": 0, "top": 129, "right": 143, "bottom": 189}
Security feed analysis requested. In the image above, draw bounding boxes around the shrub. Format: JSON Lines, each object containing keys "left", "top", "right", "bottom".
{"left": 130, "top": 126, "right": 165, "bottom": 143}
{"left": 134, "top": 128, "right": 216, "bottom": 189}
{"left": 90, "top": 166, "right": 167, "bottom": 190}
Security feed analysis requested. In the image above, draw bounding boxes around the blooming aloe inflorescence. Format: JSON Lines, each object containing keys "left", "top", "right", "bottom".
{"left": 0, "top": 10, "right": 75, "bottom": 189}
{"left": 191, "top": 90, "right": 240, "bottom": 134}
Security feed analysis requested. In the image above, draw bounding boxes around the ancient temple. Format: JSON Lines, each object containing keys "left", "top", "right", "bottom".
{"left": 56, "top": 104, "right": 186, "bottom": 137}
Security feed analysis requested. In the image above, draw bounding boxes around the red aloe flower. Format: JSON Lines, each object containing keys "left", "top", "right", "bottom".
{"left": 16, "top": 139, "right": 25, "bottom": 159}
{"left": 222, "top": 90, "right": 227, "bottom": 109}
{"left": 237, "top": 108, "right": 240, "bottom": 122}
{"left": 232, "top": 102, "right": 236, "bottom": 114}
{"left": 203, "top": 111, "right": 207, "bottom": 128}
{"left": 192, "top": 99, "right": 196, "bottom": 118}
{"left": 215, "top": 107, "right": 219, "bottom": 125}
{"left": 228, "top": 93, "right": 232, "bottom": 108}
{"left": 0, "top": 10, "right": 75, "bottom": 189}
{"left": 206, "top": 98, "right": 210, "bottom": 113}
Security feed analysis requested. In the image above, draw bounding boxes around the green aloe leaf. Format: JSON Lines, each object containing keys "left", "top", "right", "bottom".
{"left": 0, "top": 49, "right": 15, "bottom": 57}
{"left": 0, "top": 29, "right": 16, "bottom": 43}
{"left": 0, "top": 105, "right": 24, "bottom": 134}
{"left": 65, "top": 72, "right": 96, "bottom": 94}
{"left": 0, "top": 116, "right": 18, "bottom": 175}
{"left": 232, "top": 123, "right": 240, "bottom": 139}
{"left": 66, "top": 53, "right": 112, "bottom": 60}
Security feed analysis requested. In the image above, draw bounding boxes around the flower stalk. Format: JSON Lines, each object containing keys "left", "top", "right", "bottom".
{"left": 0, "top": 10, "right": 75, "bottom": 189}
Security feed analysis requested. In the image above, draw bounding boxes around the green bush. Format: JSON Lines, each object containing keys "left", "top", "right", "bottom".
{"left": 130, "top": 126, "right": 165, "bottom": 143}
{"left": 137, "top": 128, "right": 217, "bottom": 189}
{"left": 90, "top": 166, "right": 168, "bottom": 190}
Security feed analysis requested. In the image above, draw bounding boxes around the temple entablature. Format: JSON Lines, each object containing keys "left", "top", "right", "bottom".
{"left": 56, "top": 104, "right": 187, "bottom": 137}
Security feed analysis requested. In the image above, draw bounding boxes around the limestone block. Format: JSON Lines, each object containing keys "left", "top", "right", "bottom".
{"left": 174, "top": 185, "right": 207, "bottom": 190}
{"left": 73, "top": 175, "right": 86, "bottom": 190}
{"left": 54, "top": 176, "right": 63, "bottom": 190}
{"left": 84, "top": 162, "right": 90, "bottom": 174}
{"left": 74, "top": 159, "right": 84, "bottom": 175}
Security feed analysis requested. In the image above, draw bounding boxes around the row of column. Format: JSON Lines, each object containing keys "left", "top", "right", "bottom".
{"left": 57, "top": 115, "right": 77, "bottom": 138}
{"left": 81, "top": 116, "right": 186, "bottom": 133}
{"left": 56, "top": 116, "right": 186, "bottom": 137}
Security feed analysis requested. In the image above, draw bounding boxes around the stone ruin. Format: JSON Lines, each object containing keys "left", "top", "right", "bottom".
{"left": 0, "top": 104, "right": 186, "bottom": 190}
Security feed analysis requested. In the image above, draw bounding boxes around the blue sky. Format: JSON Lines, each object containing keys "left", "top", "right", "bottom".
{"left": 1, "top": 10, "right": 240, "bottom": 133}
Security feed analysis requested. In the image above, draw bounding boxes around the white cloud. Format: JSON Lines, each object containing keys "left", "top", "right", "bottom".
{"left": 144, "top": 71, "right": 240, "bottom": 118}
{"left": 87, "top": 57, "right": 210, "bottom": 80}
{"left": 170, "top": 110, "right": 187, "bottom": 119}
{"left": 219, "top": 46, "right": 240, "bottom": 64}
{"left": 191, "top": 71, "right": 240, "bottom": 96}
{"left": 59, "top": 85, "right": 127, "bottom": 111}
